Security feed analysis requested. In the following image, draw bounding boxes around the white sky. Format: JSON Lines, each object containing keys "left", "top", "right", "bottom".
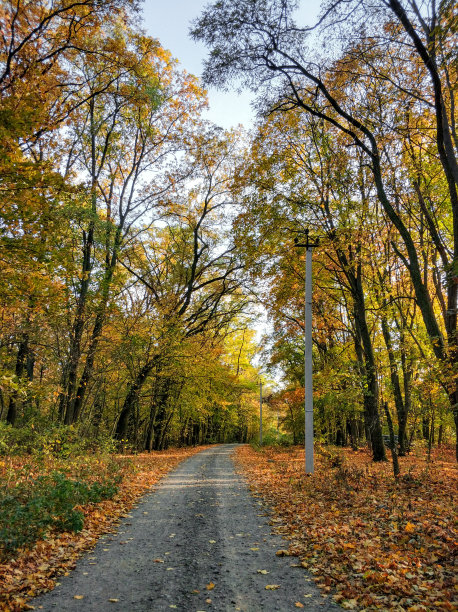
{"left": 141, "top": 0, "right": 323, "bottom": 130}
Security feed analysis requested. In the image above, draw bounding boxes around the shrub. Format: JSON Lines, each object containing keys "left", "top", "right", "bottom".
{"left": 0, "top": 471, "right": 118, "bottom": 558}
{"left": 263, "top": 430, "right": 295, "bottom": 447}
{"left": 0, "top": 422, "right": 37, "bottom": 455}
{"left": 0, "top": 422, "right": 120, "bottom": 458}
{"left": 251, "top": 429, "right": 295, "bottom": 449}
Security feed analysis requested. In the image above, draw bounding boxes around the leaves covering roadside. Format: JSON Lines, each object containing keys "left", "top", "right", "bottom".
{"left": 236, "top": 445, "right": 457, "bottom": 611}
{"left": 0, "top": 447, "right": 203, "bottom": 611}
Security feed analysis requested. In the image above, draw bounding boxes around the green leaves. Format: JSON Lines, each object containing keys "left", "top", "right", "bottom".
{"left": 0, "top": 471, "right": 118, "bottom": 557}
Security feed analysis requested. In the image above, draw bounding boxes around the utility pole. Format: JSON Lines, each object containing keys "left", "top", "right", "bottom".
{"left": 259, "top": 380, "right": 263, "bottom": 445}
{"left": 294, "top": 229, "right": 319, "bottom": 474}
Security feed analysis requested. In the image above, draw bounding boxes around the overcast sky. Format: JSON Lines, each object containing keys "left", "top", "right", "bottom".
{"left": 141, "top": 0, "right": 322, "bottom": 130}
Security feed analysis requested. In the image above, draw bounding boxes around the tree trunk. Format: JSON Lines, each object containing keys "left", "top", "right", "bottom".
{"left": 384, "top": 402, "right": 400, "bottom": 477}
{"left": 71, "top": 226, "right": 123, "bottom": 424}
{"left": 115, "top": 358, "right": 157, "bottom": 440}
{"left": 438, "top": 422, "right": 444, "bottom": 445}
{"left": 422, "top": 416, "right": 430, "bottom": 441}
{"left": 157, "top": 410, "right": 174, "bottom": 450}
{"left": 152, "top": 378, "right": 171, "bottom": 450}
{"left": 380, "top": 312, "right": 409, "bottom": 455}
{"left": 348, "top": 417, "right": 358, "bottom": 450}
{"left": 353, "top": 292, "right": 386, "bottom": 461}
{"left": 144, "top": 399, "right": 158, "bottom": 451}
{"left": 6, "top": 335, "right": 29, "bottom": 425}
{"left": 59, "top": 98, "right": 99, "bottom": 425}
{"left": 399, "top": 325, "right": 412, "bottom": 455}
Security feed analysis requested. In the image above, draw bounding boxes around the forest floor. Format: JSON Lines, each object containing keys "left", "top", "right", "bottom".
{"left": 235, "top": 444, "right": 457, "bottom": 611}
{"left": 0, "top": 444, "right": 456, "bottom": 611}
{"left": 0, "top": 446, "right": 204, "bottom": 611}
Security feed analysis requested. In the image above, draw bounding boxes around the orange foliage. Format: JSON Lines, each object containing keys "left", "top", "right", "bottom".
{"left": 236, "top": 445, "right": 457, "bottom": 611}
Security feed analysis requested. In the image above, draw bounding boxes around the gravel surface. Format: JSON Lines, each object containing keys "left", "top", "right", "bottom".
{"left": 31, "top": 444, "right": 338, "bottom": 611}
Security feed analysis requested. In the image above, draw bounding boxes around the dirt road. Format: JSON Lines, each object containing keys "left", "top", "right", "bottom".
{"left": 31, "top": 445, "right": 337, "bottom": 611}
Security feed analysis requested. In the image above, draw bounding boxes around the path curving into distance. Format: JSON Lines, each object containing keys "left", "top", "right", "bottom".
{"left": 31, "top": 444, "right": 338, "bottom": 611}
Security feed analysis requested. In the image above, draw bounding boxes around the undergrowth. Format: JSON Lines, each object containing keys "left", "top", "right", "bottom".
{"left": 0, "top": 471, "right": 118, "bottom": 559}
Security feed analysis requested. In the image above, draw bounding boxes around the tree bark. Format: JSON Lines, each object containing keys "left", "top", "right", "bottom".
{"left": 6, "top": 335, "right": 29, "bottom": 425}
{"left": 353, "top": 293, "right": 386, "bottom": 461}
{"left": 71, "top": 226, "right": 122, "bottom": 423}
{"left": 384, "top": 402, "right": 400, "bottom": 477}
{"left": 115, "top": 358, "right": 157, "bottom": 440}
{"left": 380, "top": 311, "right": 408, "bottom": 455}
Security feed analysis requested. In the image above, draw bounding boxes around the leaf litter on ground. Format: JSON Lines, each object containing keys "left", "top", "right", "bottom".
{"left": 0, "top": 447, "right": 204, "bottom": 611}
{"left": 235, "top": 444, "right": 457, "bottom": 611}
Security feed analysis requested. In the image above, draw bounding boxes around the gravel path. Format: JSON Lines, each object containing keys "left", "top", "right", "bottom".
{"left": 31, "top": 444, "right": 338, "bottom": 611}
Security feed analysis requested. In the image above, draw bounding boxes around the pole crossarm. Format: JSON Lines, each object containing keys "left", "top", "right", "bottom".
{"left": 293, "top": 228, "right": 320, "bottom": 249}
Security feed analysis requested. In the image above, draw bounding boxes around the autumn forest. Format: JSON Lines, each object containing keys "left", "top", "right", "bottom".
{"left": 0, "top": 0, "right": 457, "bottom": 608}
{"left": 1, "top": 0, "right": 456, "bottom": 458}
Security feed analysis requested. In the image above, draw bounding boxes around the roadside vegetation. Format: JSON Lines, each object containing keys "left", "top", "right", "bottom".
{"left": 0, "top": 429, "right": 202, "bottom": 611}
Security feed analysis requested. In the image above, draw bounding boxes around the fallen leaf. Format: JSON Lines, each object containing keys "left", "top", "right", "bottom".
{"left": 108, "top": 599, "right": 119, "bottom": 603}
{"left": 342, "top": 600, "right": 358, "bottom": 610}
{"left": 73, "top": 595, "right": 84, "bottom": 600}
{"left": 257, "top": 569, "right": 269, "bottom": 574}
{"left": 276, "top": 550, "right": 290, "bottom": 556}
{"left": 265, "top": 584, "right": 281, "bottom": 590}
{"left": 206, "top": 582, "right": 215, "bottom": 590}
{"left": 295, "top": 603, "right": 304, "bottom": 608}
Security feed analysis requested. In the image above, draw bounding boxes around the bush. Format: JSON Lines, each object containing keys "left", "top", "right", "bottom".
{"left": 252, "top": 429, "right": 295, "bottom": 448}
{"left": 0, "top": 471, "right": 118, "bottom": 558}
{"left": 0, "top": 422, "right": 119, "bottom": 458}
{"left": 0, "top": 422, "right": 37, "bottom": 455}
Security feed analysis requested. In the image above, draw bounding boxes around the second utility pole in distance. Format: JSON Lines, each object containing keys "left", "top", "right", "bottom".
{"left": 294, "top": 229, "right": 319, "bottom": 474}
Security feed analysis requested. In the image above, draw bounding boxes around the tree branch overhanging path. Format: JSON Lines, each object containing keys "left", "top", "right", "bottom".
{"left": 191, "top": 0, "right": 458, "bottom": 460}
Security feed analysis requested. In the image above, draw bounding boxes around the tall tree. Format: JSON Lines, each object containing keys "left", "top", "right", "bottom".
{"left": 114, "top": 129, "right": 248, "bottom": 441}
{"left": 52, "top": 29, "right": 206, "bottom": 425}
{"left": 192, "top": 0, "right": 457, "bottom": 457}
